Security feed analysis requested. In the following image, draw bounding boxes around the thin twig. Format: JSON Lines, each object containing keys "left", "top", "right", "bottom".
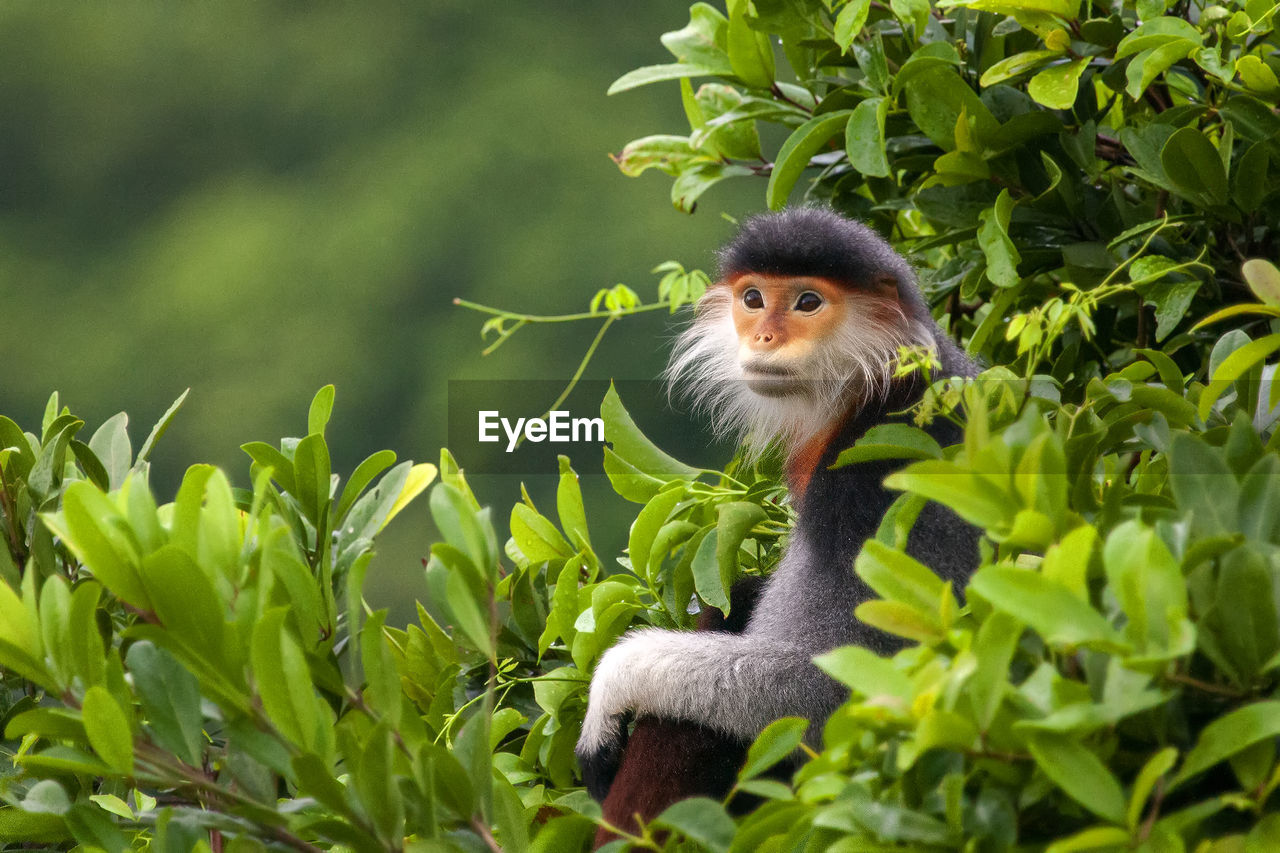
{"left": 453, "top": 297, "right": 670, "bottom": 324}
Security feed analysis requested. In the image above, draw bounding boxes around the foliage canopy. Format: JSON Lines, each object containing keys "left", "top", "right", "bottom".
{"left": 4, "top": 0, "right": 1280, "bottom": 849}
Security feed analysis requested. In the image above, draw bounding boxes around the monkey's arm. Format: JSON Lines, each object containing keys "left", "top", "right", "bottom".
{"left": 575, "top": 628, "right": 842, "bottom": 796}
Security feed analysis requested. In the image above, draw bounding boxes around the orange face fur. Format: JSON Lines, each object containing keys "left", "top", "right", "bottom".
{"left": 727, "top": 274, "right": 898, "bottom": 397}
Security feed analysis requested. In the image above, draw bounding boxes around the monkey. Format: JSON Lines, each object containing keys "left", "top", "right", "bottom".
{"left": 576, "top": 207, "right": 983, "bottom": 832}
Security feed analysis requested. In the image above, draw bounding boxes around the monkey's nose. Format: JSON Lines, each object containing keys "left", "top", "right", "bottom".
{"left": 755, "top": 332, "right": 774, "bottom": 343}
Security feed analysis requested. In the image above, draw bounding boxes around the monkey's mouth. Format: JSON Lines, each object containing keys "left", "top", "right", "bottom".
{"left": 741, "top": 362, "right": 804, "bottom": 397}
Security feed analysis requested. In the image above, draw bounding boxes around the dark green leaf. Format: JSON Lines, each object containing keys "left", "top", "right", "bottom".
{"left": 766, "top": 111, "right": 852, "bottom": 210}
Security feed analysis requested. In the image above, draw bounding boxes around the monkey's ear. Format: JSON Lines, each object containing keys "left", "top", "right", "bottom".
{"left": 871, "top": 274, "right": 901, "bottom": 301}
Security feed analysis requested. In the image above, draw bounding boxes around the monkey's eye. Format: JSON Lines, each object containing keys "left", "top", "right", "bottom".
{"left": 742, "top": 288, "right": 765, "bottom": 310}
{"left": 794, "top": 291, "right": 824, "bottom": 313}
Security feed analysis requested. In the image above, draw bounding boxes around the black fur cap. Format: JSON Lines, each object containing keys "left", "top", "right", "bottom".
{"left": 717, "top": 207, "right": 928, "bottom": 316}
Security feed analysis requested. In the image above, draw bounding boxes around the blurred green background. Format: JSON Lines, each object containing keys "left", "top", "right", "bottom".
{"left": 0, "top": 1, "right": 759, "bottom": 622}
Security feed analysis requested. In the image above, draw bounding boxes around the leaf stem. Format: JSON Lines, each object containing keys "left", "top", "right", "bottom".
{"left": 453, "top": 297, "right": 672, "bottom": 324}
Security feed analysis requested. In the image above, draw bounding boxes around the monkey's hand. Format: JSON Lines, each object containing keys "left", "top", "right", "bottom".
{"left": 575, "top": 629, "right": 678, "bottom": 800}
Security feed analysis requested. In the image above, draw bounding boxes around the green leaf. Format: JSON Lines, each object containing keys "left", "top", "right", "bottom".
{"left": 627, "top": 485, "right": 685, "bottom": 580}
{"left": 689, "top": 526, "right": 726, "bottom": 613}
{"left": 1146, "top": 278, "right": 1203, "bottom": 342}
{"left": 1044, "top": 827, "right": 1132, "bottom": 853}
{"left": 833, "top": 423, "right": 942, "bottom": 466}
{"left": 845, "top": 97, "right": 890, "bottom": 178}
{"left": 1243, "top": 258, "right": 1280, "bottom": 307}
{"left": 141, "top": 546, "right": 225, "bottom": 665}
{"left": 900, "top": 49, "right": 997, "bottom": 150}
{"left": 1169, "top": 433, "right": 1240, "bottom": 536}
{"left": 1174, "top": 702, "right": 1280, "bottom": 787}
{"left": 855, "top": 600, "right": 945, "bottom": 643}
{"left": 556, "top": 456, "right": 591, "bottom": 551}
{"left": 81, "top": 685, "right": 134, "bottom": 775}
{"left": 0, "top": 809, "right": 69, "bottom": 843}
{"left": 713, "top": 501, "right": 766, "bottom": 607}
{"left": 23, "top": 779, "right": 72, "bottom": 815}
{"left": 250, "top": 608, "right": 327, "bottom": 755}
{"left": 307, "top": 385, "right": 335, "bottom": 437}
{"left": 1025, "top": 731, "right": 1126, "bottom": 824}
{"left": 672, "top": 162, "right": 754, "bottom": 213}
{"left": 28, "top": 416, "right": 82, "bottom": 501}
{"left": 1128, "top": 747, "right": 1178, "bottom": 830}
{"left": 1239, "top": 455, "right": 1280, "bottom": 543}
{"left": 968, "top": 612, "right": 1022, "bottom": 730}
{"left": 655, "top": 797, "right": 736, "bottom": 853}
{"left": 67, "top": 581, "right": 106, "bottom": 688}
{"left": 608, "top": 61, "right": 733, "bottom": 95}
{"left": 969, "top": 566, "right": 1126, "bottom": 650}
{"left": 726, "top": 0, "right": 774, "bottom": 87}
{"left": 53, "top": 481, "right": 150, "bottom": 610}
{"left": 430, "top": 482, "right": 496, "bottom": 580}
{"left": 292, "top": 433, "right": 332, "bottom": 526}
{"left": 135, "top": 389, "right": 189, "bottom": 467}
{"left": 1028, "top": 57, "right": 1090, "bottom": 109}
{"left": 978, "top": 190, "right": 1021, "bottom": 288}
{"left": 814, "top": 646, "right": 913, "bottom": 706}
{"left": 510, "top": 502, "right": 572, "bottom": 564}
{"left": 885, "top": 459, "right": 1015, "bottom": 529}
{"left": 88, "top": 413, "right": 132, "bottom": 490}
{"left": 240, "top": 441, "right": 297, "bottom": 495}
{"left": 1126, "top": 42, "right": 1199, "bottom": 100}
{"left": 855, "top": 539, "right": 949, "bottom": 614}
{"left": 1102, "top": 521, "right": 1192, "bottom": 660}
{"left": 334, "top": 448, "right": 396, "bottom": 523}
{"left": 766, "top": 111, "right": 853, "bottom": 210}
{"left": 601, "top": 384, "right": 697, "bottom": 480}
{"left": 834, "top": 0, "right": 872, "bottom": 49}
{"left": 739, "top": 717, "right": 809, "bottom": 782}
{"left": 126, "top": 642, "right": 204, "bottom": 767}
{"left": 1237, "top": 55, "right": 1280, "bottom": 94}
{"left": 1161, "top": 127, "right": 1229, "bottom": 205}
{"left": 1115, "top": 17, "right": 1202, "bottom": 59}
{"left": 0, "top": 576, "right": 39, "bottom": 662}
{"left": 980, "top": 50, "right": 1061, "bottom": 86}
{"left": 65, "top": 802, "right": 128, "bottom": 853}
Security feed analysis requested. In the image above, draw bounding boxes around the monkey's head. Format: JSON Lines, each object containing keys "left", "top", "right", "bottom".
{"left": 667, "top": 208, "right": 934, "bottom": 453}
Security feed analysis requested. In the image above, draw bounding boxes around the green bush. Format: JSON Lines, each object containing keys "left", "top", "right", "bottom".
{"left": 4, "top": 0, "right": 1280, "bottom": 849}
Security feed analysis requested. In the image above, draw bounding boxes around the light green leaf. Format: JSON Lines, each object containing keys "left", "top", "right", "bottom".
{"left": 980, "top": 50, "right": 1061, "bottom": 86}
{"left": 307, "top": 385, "right": 335, "bottom": 437}
{"left": 815, "top": 646, "right": 913, "bottom": 706}
{"left": 82, "top": 686, "right": 134, "bottom": 775}
{"left": 834, "top": 0, "right": 872, "bottom": 49}
{"left": 739, "top": 717, "right": 809, "bottom": 782}
{"left": 1028, "top": 57, "right": 1090, "bottom": 109}
{"left": 970, "top": 566, "right": 1126, "bottom": 650}
{"left": 87, "top": 413, "right": 132, "bottom": 491}
{"left": 1025, "top": 731, "right": 1126, "bottom": 824}
{"left": 1174, "top": 701, "right": 1280, "bottom": 786}
{"left": 1243, "top": 258, "right": 1280, "bottom": 307}
{"left": 1128, "top": 747, "right": 1178, "bottom": 830}
{"left": 556, "top": 456, "right": 591, "bottom": 551}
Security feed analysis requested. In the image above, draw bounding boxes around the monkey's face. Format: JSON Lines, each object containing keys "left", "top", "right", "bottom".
{"left": 667, "top": 268, "right": 924, "bottom": 453}
{"left": 730, "top": 275, "right": 861, "bottom": 398}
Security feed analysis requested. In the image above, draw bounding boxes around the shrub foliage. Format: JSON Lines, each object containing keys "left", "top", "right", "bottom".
{"left": 5, "top": 0, "right": 1280, "bottom": 849}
